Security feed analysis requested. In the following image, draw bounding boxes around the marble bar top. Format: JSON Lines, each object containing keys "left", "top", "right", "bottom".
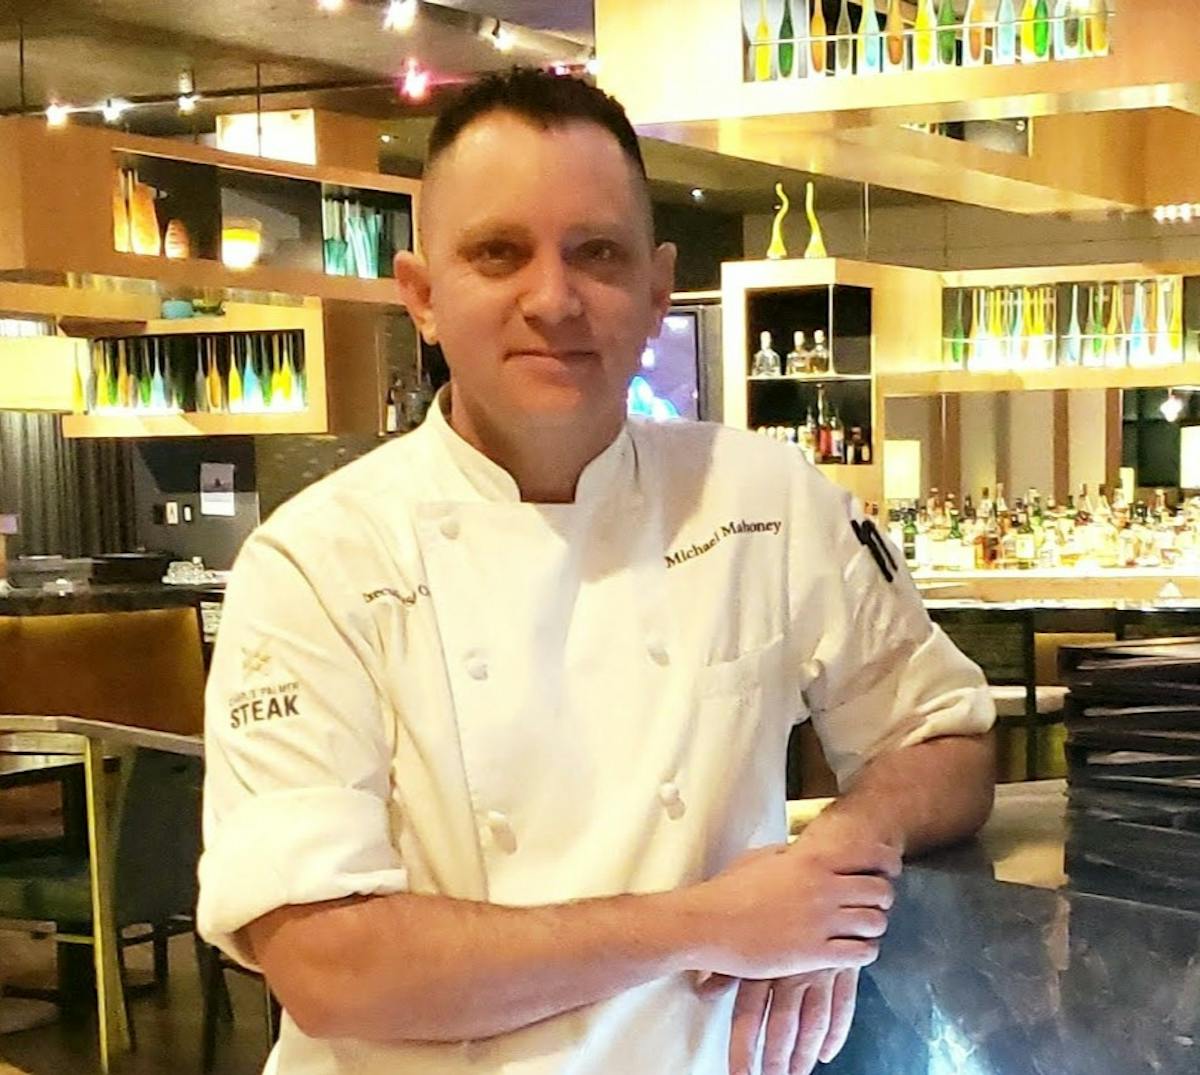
{"left": 0, "top": 582, "right": 224, "bottom": 617}
{"left": 821, "top": 781, "right": 1200, "bottom": 1075}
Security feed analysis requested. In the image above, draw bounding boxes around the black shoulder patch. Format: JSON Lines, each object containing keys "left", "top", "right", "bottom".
{"left": 850, "top": 518, "right": 897, "bottom": 584}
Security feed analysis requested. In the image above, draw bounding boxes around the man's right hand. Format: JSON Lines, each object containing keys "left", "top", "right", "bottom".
{"left": 687, "top": 840, "right": 900, "bottom": 979}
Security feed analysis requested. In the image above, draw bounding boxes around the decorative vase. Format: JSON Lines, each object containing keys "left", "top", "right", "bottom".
{"left": 164, "top": 218, "right": 191, "bottom": 260}
{"left": 804, "top": 182, "right": 828, "bottom": 259}
{"left": 766, "top": 183, "right": 790, "bottom": 259}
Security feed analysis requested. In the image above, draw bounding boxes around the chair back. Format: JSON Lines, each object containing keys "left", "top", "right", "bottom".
{"left": 0, "top": 607, "right": 205, "bottom": 735}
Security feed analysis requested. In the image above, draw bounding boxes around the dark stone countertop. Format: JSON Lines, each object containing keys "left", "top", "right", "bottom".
{"left": 823, "top": 781, "right": 1200, "bottom": 1075}
{"left": 0, "top": 583, "right": 224, "bottom": 617}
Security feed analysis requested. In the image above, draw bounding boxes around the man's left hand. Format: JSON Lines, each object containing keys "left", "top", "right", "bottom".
{"left": 702, "top": 967, "right": 860, "bottom": 1075}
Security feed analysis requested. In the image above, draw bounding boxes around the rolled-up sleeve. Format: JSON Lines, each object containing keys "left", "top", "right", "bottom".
{"left": 797, "top": 481, "right": 995, "bottom": 789}
{"left": 198, "top": 526, "right": 408, "bottom": 969}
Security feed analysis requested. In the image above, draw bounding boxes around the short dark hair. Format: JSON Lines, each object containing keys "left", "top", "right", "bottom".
{"left": 427, "top": 67, "right": 648, "bottom": 180}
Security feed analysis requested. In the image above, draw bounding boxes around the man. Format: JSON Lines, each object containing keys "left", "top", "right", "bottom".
{"left": 199, "top": 69, "right": 995, "bottom": 1075}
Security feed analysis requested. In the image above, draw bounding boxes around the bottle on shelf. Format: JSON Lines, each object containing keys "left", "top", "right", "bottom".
{"left": 809, "top": 328, "right": 832, "bottom": 374}
{"left": 995, "top": 0, "right": 1018, "bottom": 64}
{"left": 810, "top": 0, "right": 829, "bottom": 77}
{"left": 816, "top": 384, "right": 833, "bottom": 460}
{"left": 902, "top": 509, "right": 918, "bottom": 568}
{"left": 1019, "top": 0, "right": 1038, "bottom": 60}
{"left": 936, "top": 0, "right": 958, "bottom": 67}
{"left": 835, "top": 0, "right": 854, "bottom": 74}
{"left": 1104, "top": 281, "right": 1126, "bottom": 367}
{"left": 884, "top": 0, "right": 906, "bottom": 71}
{"left": 1087, "top": 0, "right": 1109, "bottom": 57}
{"left": 948, "top": 290, "right": 967, "bottom": 367}
{"left": 829, "top": 408, "right": 845, "bottom": 462}
{"left": 800, "top": 407, "right": 818, "bottom": 463}
{"left": 751, "top": 330, "right": 782, "bottom": 376}
{"left": 778, "top": 0, "right": 796, "bottom": 78}
{"left": 786, "top": 330, "right": 808, "bottom": 375}
{"left": 1052, "top": 0, "right": 1078, "bottom": 59}
{"left": 914, "top": 0, "right": 937, "bottom": 70}
{"left": 752, "top": 0, "right": 774, "bottom": 81}
{"left": 1169, "top": 275, "right": 1185, "bottom": 355}
{"left": 963, "top": 0, "right": 987, "bottom": 66}
{"left": 1129, "top": 280, "right": 1151, "bottom": 366}
{"left": 1064, "top": 283, "right": 1083, "bottom": 366}
{"left": 1084, "top": 284, "right": 1104, "bottom": 367}
{"left": 847, "top": 426, "right": 871, "bottom": 465}
{"left": 858, "top": 0, "right": 884, "bottom": 73}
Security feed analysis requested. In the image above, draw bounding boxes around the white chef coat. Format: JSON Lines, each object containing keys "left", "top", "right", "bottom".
{"left": 198, "top": 395, "right": 994, "bottom": 1075}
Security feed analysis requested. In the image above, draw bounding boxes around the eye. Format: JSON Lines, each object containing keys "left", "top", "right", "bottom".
{"left": 469, "top": 240, "right": 526, "bottom": 274}
{"left": 577, "top": 239, "right": 622, "bottom": 264}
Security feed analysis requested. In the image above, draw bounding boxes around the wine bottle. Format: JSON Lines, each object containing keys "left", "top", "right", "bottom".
{"left": 1052, "top": 0, "right": 1076, "bottom": 59}
{"left": 1105, "top": 282, "right": 1125, "bottom": 368}
{"left": 963, "top": 0, "right": 987, "bottom": 66}
{"left": 858, "top": 0, "right": 883, "bottom": 73}
{"left": 914, "top": 0, "right": 937, "bottom": 69}
{"left": 835, "top": 0, "right": 854, "bottom": 74}
{"left": 1087, "top": 0, "right": 1109, "bottom": 57}
{"left": 778, "top": 0, "right": 796, "bottom": 79}
{"left": 885, "top": 0, "right": 906, "bottom": 70}
{"left": 810, "top": 0, "right": 828, "bottom": 77}
{"left": 271, "top": 335, "right": 287, "bottom": 408}
{"left": 1129, "top": 280, "right": 1149, "bottom": 366}
{"left": 193, "top": 342, "right": 208, "bottom": 414}
{"left": 995, "top": 0, "right": 1018, "bottom": 64}
{"left": 753, "top": 0, "right": 774, "bottom": 81}
{"left": 281, "top": 333, "right": 297, "bottom": 407}
{"left": 1064, "top": 284, "right": 1083, "bottom": 366}
{"left": 936, "top": 0, "right": 959, "bottom": 67}
{"left": 950, "top": 290, "right": 967, "bottom": 367}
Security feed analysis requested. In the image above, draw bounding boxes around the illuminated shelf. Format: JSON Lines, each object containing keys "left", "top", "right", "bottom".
{"left": 880, "top": 362, "right": 1200, "bottom": 396}
{"left": 749, "top": 373, "right": 872, "bottom": 383}
{"left": 61, "top": 410, "right": 324, "bottom": 438}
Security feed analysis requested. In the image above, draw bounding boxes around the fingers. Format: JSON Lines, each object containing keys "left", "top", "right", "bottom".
{"left": 823, "top": 937, "right": 881, "bottom": 968}
{"left": 836, "top": 874, "right": 895, "bottom": 912}
{"left": 761, "top": 978, "right": 806, "bottom": 1075}
{"left": 728, "top": 979, "right": 771, "bottom": 1075}
{"left": 819, "top": 968, "right": 860, "bottom": 1064}
{"left": 790, "top": 972, "right": 834, "bottom": 1075}
{"left": 823, "top": 842, "right": 903, "bottom": 880}
{"left": 833, "top": 906, "right": 889, "bottom": 940}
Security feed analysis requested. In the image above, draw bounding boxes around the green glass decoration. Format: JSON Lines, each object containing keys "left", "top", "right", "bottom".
{"left": 936, "top": 0, "right": 958, "bottom": 66}
{"left": 779, "top": 0, "right": 795, "bottom": 78}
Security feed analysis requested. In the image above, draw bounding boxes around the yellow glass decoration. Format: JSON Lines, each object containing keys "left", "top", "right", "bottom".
{"left": 164, "top": 218, "right": 192, "bottom": 261}
{"left": 1020, "top": 0, "right": 1038, "bottom": 58}
{"left": 1170, "top": 276, "right": 1184, "bottom": 352}
{"left": 221, "top": 218, "right": 263, "bottom": 270}
{"left": 753, "top": 0, "right": 773, "bottom": 81}
{"left": 885, "top": 0, "right": 906, "bottom": 69}
{"left": 964, "top": 0, "right": 987, "bottom": 66}
{"left": 913, "top": 0, "right": 937, "bottom": 70}
{"left": 804, "top": 182, "right": 828, "bottom": 259}
{"left": 766, "top": 183, "right": 790, "bottom": 260}
{"left": 1088, "top": 0, "right": 1109, "bottom": 56}
{"left": 810, "top": 0, "right": 828, "bottom": 76}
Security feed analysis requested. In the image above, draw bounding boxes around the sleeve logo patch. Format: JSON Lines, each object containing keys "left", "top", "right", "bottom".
{"left": 228, "top": 681, "right": 301, "bottom": 730}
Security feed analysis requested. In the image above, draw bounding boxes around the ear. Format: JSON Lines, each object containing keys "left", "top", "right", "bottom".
{"left": 393, "top": 251, "right": 439, "bottom": 345}
{"left": 647, "top": 241, "right": 677, "bottom": 337}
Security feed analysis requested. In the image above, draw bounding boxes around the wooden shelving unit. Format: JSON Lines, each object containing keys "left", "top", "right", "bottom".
{"left": 881, "top": 363, "right": 1200, "bottom": 398}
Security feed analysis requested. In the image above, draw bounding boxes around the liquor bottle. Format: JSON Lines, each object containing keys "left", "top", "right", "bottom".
{"left": 778, "top": 0, "right": 796, "bottom": 79}
{"left": 1085, "top": 285, "right": 1104, "bottom": 367}
{"left": 1034, "top": 0, "right": 1050, "bottom": 58}
{"left": 835, "top": 0, "right": 854, "bottom": 74}
{"left": 1008, "top": 286, "right": 1024, "bottom": 369}
{"left": 967, "top": 288, "right": 984, "bottom": 369}
{"left": 810, "top": 0, "right": 828, "bottom": 77}
{"left": 949, "top": 290, "right": 967, "bottom": 367}
{"left": 1019, "top": 0, "right": 1037, "bottom": 59}
{"left": 1064, "top": 284, "right": 1083, "bottom": 366}
{"left": 1169, "top": 275, "right": 1185, "bottom": 355}
{"left": 1152, "top": 278, "right": 1170, "bottom": 362}
{"left": 150, "top": 341, "right": 167, "bottom": 411}
{"left": 885, "top": 0, "right": 906, "bottom": 71}
{"left": 209, "top": 340, "right": 225, "bottom": 411}
{"left": 995, "top": 0, "right": 1018, "bottom": 64}
{"left": 858, "top": 0, "right": 883, "bottom": 73}
{"left": 995, "top": 482, "right": 1009, "bottom": 516}
{"left": 752, "top": 330, "right": 782, "bottom": 376}
{"left": 243, "top": 342, "right": 264, "bottom": 412}
{"left": 801, "top": 406, "right": 817, "bottom": 463}
{"left": 228, "top": 340, "right": 244, "bottom": 413}
{"left": 914, "top": 0, "right": 937, "bottom": 69}
{"left": 753, "top": 0, "right": 774, "bottom": 81}
{"left": 193, "top": 344, "right": 208, "bottom": 414}
{"left": 786, "top": 330, "right": 808, "bottom": 375}
{"left": 281, "top": 334, "right": 298, "bottom": 407}
{"left": 902, "top": 509, "right": 918, "bottom": 567}
{"left": 809, "top": 328, "right": 831, "bottom": 373}
{"left": 978, "top": 485, "right": 994, "bottom": 521}
{"left": 1087, "top": 0, "right": 1109, "bottom": 57}
{"left": 936, "top": 0, "right": 958, "bottom": 67}
{"left": 816, "top": 385, "right": 833, "bottom": 459}
{"left": 1105, "top": 281, "right": 1126, "bottom": 367}
{"left": 963, "top": 0, "right": 987, "bottom": 66}
{"left": 1130, "top": 280, "right": 1150, "bottom": 366}
{"left": 829, "top": 408, "right": 845, "bottom": 462}
{"left": 138, "top": 343, "right": 153, "bottom": 409}
{"left": 1052, "top": 0, "right": 1077, "bottom": 59}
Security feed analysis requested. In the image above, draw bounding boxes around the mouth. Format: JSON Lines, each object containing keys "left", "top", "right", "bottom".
{"left": 505, "top": 348, "right": 599, "bottom": 362}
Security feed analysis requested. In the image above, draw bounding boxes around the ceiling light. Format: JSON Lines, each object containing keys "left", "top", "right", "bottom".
{"left": 402, "top": 60, "right": 429, "bottom": 101}
{"left": 1166, "top": 204, "right": 1180, "bottom": 222}
{"left": 384, "top": 0, "right": 418, "bottom": 32}
{"left": 317, "top": 0, "right": 344, "bottom": 10}
{"left": 380, "top": 133, "right": 392, "bottom": 143}
{"left": 101, "top": 99, "right": 129, "bottom": 124}
{"left": 491, "top": 24, "right": 516, "bottom": 52}
{"left": 45, "top": 102, "right": 70, "bottom": 128}
{"left": 178, "top": 71, "right": 195, "bottom": 96}
{"left": 1154, "top": 205, "right": 1168, "bottom": 223}
{"left": 1183, "top": 204, "right": 1195, "bottom": 223}
{"left": 178, "top": 94, "right": 199, "bottom": 114}
{"left": 1161, "top": 390, "right": 1184, "bottom": 423}
{"left": 690, "top": 188, "right": 706, "bottom": 203}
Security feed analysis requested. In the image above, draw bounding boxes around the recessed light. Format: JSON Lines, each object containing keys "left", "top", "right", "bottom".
{"left": 45, "top": 103, "right": 70, "bottom": 127}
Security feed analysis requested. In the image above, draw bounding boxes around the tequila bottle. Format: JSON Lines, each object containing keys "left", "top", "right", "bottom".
{"left": 752, "top": 330, "right": 782, "bottom": 376}
{"left": 809, "top": 328, "right": 831, "bottom": 373}
{"left": 786, "top": 330, "right": 808, "bottom": 375}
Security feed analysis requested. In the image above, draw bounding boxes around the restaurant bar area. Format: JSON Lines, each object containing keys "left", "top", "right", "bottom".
{"left": 1, "top": 2, "right": 1199, "bottom": 1074}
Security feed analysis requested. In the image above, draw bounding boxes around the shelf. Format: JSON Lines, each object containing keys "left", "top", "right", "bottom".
{"left": 749, "top": 373, "right": 872, "bottom": 383}
{"left": 881, "top": 362, "right": 1200, "bottom": 396}
{"left": 60, "top": 411, "right": 325, "bottom": 438}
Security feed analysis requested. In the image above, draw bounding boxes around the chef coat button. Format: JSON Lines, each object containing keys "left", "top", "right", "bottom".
{"left": 647, "top": 639, "right": 669, "bottom": 666}
{"left": 439, "top": 516, "right": 460, "bottom": 540}
{"left": 659, "top": 781, "right": 686, "bottom": 820}
{"left": 486, "top": 810, "right": 518, "bottom": 854}
{"left": 803, "top": 659, "right": 823, "bottom": 683}
{"left": 466, "top": 656, "right": 489, "bottom": 681}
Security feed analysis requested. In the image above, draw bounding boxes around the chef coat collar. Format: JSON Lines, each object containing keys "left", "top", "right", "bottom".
{"left": 421, "top": 387, "right": 636, "bottom": 506}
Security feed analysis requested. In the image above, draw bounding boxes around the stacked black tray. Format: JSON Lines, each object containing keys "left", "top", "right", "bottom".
{"left": 1059, "top": 637, "right": 1200, "bottom": 911}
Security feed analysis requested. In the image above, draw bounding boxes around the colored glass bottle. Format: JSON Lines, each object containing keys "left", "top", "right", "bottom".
{"left": 243, "top": 344, "right": 263, "bottom": 412}
{"left": 835, "top": 0, "right": 854, "bottom": 74}
{"left": 995, "top": 0, "right": 1018, "bottom": 64}
{"left": 950, "top": 291, "right": 967, "bottom": 367}
{"left": 858, "top": 0, "right": 883, "bottom": 73}
{"left": 936, "top": 0, "right": 959, "bottom": 66}
{"left": 778, "top": 0, "right": 796, "bottom": 79}
{"left": 914, "top": 0, "right": 937, "bottom": 69}
{"left": 753, "top": 0, "right": 773, "bottom": 81}
{"left": 963, "top": 0, "right": 987, "bottom": 65}
{"left": 138, "top": 344, "right": 153, "bottom": 409}
{"left": 150, "top": 342, "right": 167, "bottom": 411}
{"left": 810, "top": 0, "right": 828, "bottom": 76}
{"left": 1088, "top": 0, "right": 1109, "bottom": 57}
{"left": 1052, "top": 0, "right": 1076, "bottom": 59}
{"left": 1085, "top": 286, "right": 1103, "bottom": 367}
{"left": 1064, "top": 284, "right": 1083, "bottom": 366}
{"left": 1105, "top": 282, "right": 1125, "bottom": 367}
{"left": 1129, "top": 280, "right": 1149, "bottom": 366}
{"left": 1033, "top": 0, "right": 1050, "bottom": 59}
{"left": 228, "top": 341, "right": 244, "bottom": 413}
{"left": 1019, "top": 0, "right": 1037, "bottom": 59}
{"left": 1169, "top": 276, "right": 1184, "bottom": 354}
{"left": 885, "top": 0, "right": 906, "bottom": 70}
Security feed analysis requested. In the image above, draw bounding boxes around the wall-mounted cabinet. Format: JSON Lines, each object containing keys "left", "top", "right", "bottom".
{"left": 0, "top": 117, "right": 419, "bottom": 305}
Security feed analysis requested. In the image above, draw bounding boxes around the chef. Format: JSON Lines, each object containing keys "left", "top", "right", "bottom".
{"left": 198, "top": 68, "right": 996, "bottom": 1075}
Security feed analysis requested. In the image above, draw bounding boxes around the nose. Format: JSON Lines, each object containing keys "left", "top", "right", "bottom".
{"left": 519, "top": 251, "right": 583, "bottom": 325}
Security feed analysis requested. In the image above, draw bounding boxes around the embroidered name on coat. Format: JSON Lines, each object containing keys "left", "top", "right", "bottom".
{"left": 664, "top": 519, "right": 783, "bottom": 568}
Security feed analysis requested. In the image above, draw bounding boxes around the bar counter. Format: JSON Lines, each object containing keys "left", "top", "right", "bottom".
{"left": 916, "top": 567, "right": 1200, "bottom": 603}
{"left": 0, "top": 582, "right": 222, "bottom": 618}
{"left": 802, "top": 782, "right": 1200, "bottom": 1075}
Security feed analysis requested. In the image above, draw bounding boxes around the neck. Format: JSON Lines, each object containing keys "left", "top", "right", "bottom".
{"left": 446, "top": 385, "right": 624, "bottom": 503}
